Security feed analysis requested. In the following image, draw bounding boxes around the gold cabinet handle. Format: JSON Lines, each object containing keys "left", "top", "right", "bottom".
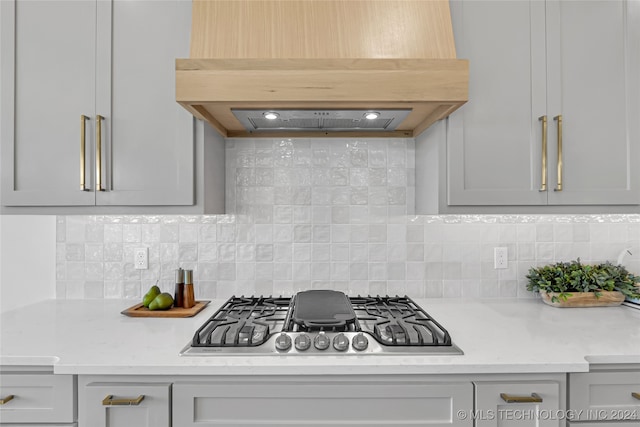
{"left": 96, "top": 115, "right": 105, "bottom": 191}
{"left": 632, "top": 392, "right": 640, "bottom": 400}
{"left": 538, "top": 116, "right": 547, "bottom": 192}
{"left": 102, "top": 394, "right": 145, "bottom": 406}
{"left": 80, "top": 115, "right": 89, "bottom": 191}
{"left": 0, "top": 395, "right": 15, "bottom": 405}
{"left": 500, "top": 393, "right": 543, "bottom": 403}
{"left": 554, "top": 115, "right": 563, "bottom": 191}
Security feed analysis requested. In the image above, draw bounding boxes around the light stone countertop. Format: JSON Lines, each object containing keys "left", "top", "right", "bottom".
{"left": 1, "top": 298, "right": 639, "bottom": 376}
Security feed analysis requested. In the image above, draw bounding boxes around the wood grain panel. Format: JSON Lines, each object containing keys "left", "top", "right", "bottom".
{"left": 540, "top": 291, "right": 625, "bottom": 307}
{"left": 190, "top": 0, "right": 457, "bottom": 59}
{"left": 121, "top": 301, "right": 210, "bottom": 317}
{"left": 176, "top": 58, "right": 468, "bottom": 137}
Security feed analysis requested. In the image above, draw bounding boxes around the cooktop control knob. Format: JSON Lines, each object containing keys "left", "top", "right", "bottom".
{"left": 314, "top": 332, "right": 331, "bottom": 350}
{"left": 332, "top": 333, "right": 349, "bottom": 352}
{"left": 294, "top": 334, "right": 311, "bottom": 351}
{"left": 352, "top": 333, "right": 369, "bottom": 351}
{"left": 274, "top": 333, "right": 292, "bottom": 351}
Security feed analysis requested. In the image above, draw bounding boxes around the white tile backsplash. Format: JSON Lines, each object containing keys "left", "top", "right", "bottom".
{"left": 56, "top": 138, "right": 640, "bottom": 299}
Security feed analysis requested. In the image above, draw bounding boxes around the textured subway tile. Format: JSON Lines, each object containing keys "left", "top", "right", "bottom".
{"left": 179, "top": 223, "right": 198, "bottom": 243}
{"left": 312, "top": 206, "right": 331, "bottom": 223}
{"left": 65, "top": 217, "right": 88, "bottom": 242}
{"left": 217, "top": 244, "right": 236, "bottom": 262}
{"left": 293, "top": 263, "right": 311, "bottom": 281}
{"left": 330, "top": 225, "right": 350, "bottom": 243}
{"left": 406, "top": 244, "right": 424, "bottom": 262}
{"left": 350, "top": 263, "right": 368, "bottom": 280}
{"left": 387, "top": 244, "right": 406, "bottom": 262}
{"left": 123, "top": 224, "right": 141, "bottom": 243}
{"left": 255, "top": 263, "right": 273, "bottom": 280}
{"left": 86, "top": 224, "right": 104, "bottom": 243}
{"left": 442, "top": 280, "right": 462, "bottom": 298}
{"left": 312, "top": 244, "right": 330, "bottom": 261}
{"left": 331, "top": 206, "right": 350, "bottom": 223}
{"left": 104, "top": 224, "right": 123, "bottom": 242}
{"left": 179, "top": 244, "right": 198, "bottom": 262}
{"left": 369, "top": 244, "right": 387, "bottom": 262}
{"left": 160, "top": 224, "right": 179, "bottom": 242}
{"left": 65, "top": 244, "right": 85, "bottom": 262}
{"left": 313, "top": 225, "right": 331, "bottom": 243}
{"left": 293, "top": 206, "right": 312, "bottom": 224}
{"left": 57, "top": 141, "right": 640, "bottom": 302}
{"left": 274, "top": 243, "right": 293, "bottom": 262}
{"left": 331, "top": 263, "right": 349, "bottom": 281}
{"left": 123, "top": 282, "right": 141, "bottom": 299}
{"left": 462, "top": 280, "right": 480, "bottom": 298}
{"left": 293, "top": 244, "right": 311, "bottom": 262}
{"left": 237, "top": 263, "right": 256, "bottom": 280}
{"left": 350, "top": 244, "right": 368, "bottom": 262}
{"left": 368, "top": 224, "right": 387, "bottom": 243}
{"left": 312, "top": 263, "right": 330, "bottom": 280}
{"left": 273, "top": 262, "right": 293, "bottom": 280}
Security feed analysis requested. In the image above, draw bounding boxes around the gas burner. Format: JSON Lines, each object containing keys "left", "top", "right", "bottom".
{"left": 182, "top": 292, "right": 463, "bottom": 356}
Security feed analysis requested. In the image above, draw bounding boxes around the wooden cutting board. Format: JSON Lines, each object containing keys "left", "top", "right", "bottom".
{"left": 121, "top": 301, "right": 210, "bottom": 318}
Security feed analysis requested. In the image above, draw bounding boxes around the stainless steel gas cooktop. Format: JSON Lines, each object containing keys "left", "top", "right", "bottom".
{"left": 180, "top": 290, "right": 463, "bottom": 356}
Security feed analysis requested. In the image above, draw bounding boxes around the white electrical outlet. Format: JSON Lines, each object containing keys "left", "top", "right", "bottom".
{"left": 494, "top": 247, "right": 508, "bottom": 269}
{"left": 134, "top": 248, "right": 148, "bottom": 270}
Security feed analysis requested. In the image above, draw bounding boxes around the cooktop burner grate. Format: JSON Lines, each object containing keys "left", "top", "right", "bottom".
{"left": 191, "top": 294, "right": 454, "bottom": 350}
{"left": 192, "top": 296, "right": 290, "bottom": 347}
{"left": 352, "top": 296, "right": 452, "bottom": 346}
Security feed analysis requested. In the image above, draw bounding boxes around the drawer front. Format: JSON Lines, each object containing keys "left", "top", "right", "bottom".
{"left": 568, "top": 423, "right": 634, "bottom": 427}
{"left": 569, "top": 371, "right": 640, "bottom": 421}
{"left": 1, "top": 424, "right": 76, "bottom": 426}
{"left": 173, "top": 380, "right": 474, "bottom": 427}
{"left": 79, "top": 382, "right": 170, "bottom": 427}
{"left": 0, "top": 374, "right": 75, "bottom": 423}
{"left": 474, "top": 381, "right": 562, "bottom": 427}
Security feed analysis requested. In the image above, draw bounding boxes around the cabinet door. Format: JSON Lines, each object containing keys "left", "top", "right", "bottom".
{"left": 474, "top": 381, "right": 561, "bottom": 427}
{"left": 79, "top": 382, "right": 170, "bottom": 427}
{"left": 174, "top": 380, "right": 473, "bottom": 427}
{"left": 95, "top": 0, "right": 194, "bottom": 206}
{"left": 447, "top": 0, "right": 548, "bottom": 206}
{"left": 545, "top": 0, "right": 640, "bottom": 205}
{"left": 0, "top": 373, "right": 75, "bottom": 424}
{"left": 1, "top": 0, "right": 96, "bottom": 206}
{"left": 569, "top": 371, "right": 640, "bottom": 421}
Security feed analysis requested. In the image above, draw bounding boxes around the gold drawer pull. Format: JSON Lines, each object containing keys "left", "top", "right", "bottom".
{"left": 632, "top": 392, "right": 640, "bottom": 400}
{"left": 96, "top": 115, "right": 105, "bottom": 192}
{"left": 102, "top": 394, "right": 145, "bottom": 406}
{"left": 0, "top": 395, "right": 15, "bottom": 405}
{"left": 553, "top": 115, "right": 563, "bottom": 191}
{"left": 500, "top": 392, "right": 543, "bottom": 403}
{"left": 80, "top": 115, "right": 89, "bottom": 191}
{"left": 538, "top": 115, "right": 548, "bottom": 192}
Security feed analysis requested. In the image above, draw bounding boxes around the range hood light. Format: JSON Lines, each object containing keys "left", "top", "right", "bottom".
{"left": 263, "top": 112, "right": 279, "bottom": 120}
{"left": 364, "top": 112, "right": 380, "bottom": 120}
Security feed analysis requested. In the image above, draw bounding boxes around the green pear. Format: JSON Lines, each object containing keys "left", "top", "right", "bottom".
{"left": 148, "top": 293, "right": 174, "bottom": 311}
{"left": 142, "top": 285, "right": 161, "bottom": 308}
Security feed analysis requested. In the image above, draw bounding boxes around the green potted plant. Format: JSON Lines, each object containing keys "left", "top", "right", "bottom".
{"left": 526, "top": 259, "right": 640, "bottom": 307}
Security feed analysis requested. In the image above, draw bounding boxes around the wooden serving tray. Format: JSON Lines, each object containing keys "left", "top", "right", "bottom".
{"left": 121, "top": 301, "right": 210, "bottom": 318}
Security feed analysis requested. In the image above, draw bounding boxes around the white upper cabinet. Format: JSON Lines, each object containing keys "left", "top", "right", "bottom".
{"left": 1, "top": 0, "right": 195, "bottom": 207}
{"left": 446, "top": 0, "right": 640, "bottom": 207}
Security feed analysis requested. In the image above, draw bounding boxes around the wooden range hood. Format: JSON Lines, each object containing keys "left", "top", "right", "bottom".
{"left": 176, "top": 0, "right": 469, "bottom": 138}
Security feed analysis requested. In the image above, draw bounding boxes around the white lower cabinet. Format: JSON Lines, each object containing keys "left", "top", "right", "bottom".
{"left": 173, "top": 377, "right": 473, "bottom": 427}
{"left": 474, "top": 381, "right": 563, "bottom": 427}
{"left": 77, "top": 376, "right": 170, "bottom": 427}
{"left": 0, "top": 372, "right": 76, "bottom": 424}
{"left": 568, "top": 366, "right": 640, "bottom": 424}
